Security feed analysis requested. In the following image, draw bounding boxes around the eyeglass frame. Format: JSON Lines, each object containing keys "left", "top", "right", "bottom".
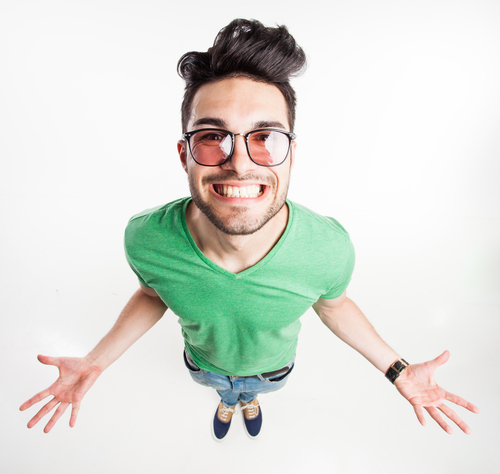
{"left": 182, "top": 128, "right": 297, "bottom": 168}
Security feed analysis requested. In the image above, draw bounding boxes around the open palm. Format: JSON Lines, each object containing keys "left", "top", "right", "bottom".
{"left": 395, "top": 350, "right": 479, "bottom": 434}
{"left": 20, "top": 355, "right": 103, "bottom": 433}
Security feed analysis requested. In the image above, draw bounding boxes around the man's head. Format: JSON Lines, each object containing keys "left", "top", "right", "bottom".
{"left": 177, "top": 19, "right": 306, "bottom": 134}
{"left": 177, "top": 20, "right": 306, "bottom": 236}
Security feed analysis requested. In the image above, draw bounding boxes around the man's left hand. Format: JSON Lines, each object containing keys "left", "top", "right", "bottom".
{"left": 394, "top": 350, "right": 480, "bottom": 434}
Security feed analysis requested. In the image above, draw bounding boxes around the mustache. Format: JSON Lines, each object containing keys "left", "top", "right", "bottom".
{"left": 202, "top": 172, "right": 275, "bottom": 186}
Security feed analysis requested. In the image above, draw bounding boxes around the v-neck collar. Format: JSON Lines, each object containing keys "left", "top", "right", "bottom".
{"left": 180, "top": 197, "right": 294, "bottom": 279}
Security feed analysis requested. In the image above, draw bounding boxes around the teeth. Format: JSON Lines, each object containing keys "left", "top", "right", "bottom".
{"left": 215, "top": 185, "right": 263, "bottom": 198}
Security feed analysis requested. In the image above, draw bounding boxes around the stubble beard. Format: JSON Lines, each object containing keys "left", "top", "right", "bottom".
{"left": 188, "top": 172, "right": 290, "bottom": 236}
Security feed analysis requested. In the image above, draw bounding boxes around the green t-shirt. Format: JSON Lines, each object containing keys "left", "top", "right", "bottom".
{"left": 124, "top": 197, "right": 355, "bottom": 376}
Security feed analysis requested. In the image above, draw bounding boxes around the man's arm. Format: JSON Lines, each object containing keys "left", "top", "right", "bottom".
{"left": 313, "top": 291, "right": 399, "bottom": 372}
{"left": 313, "top": 292, "right": 479, "bottom": 434}
{"left": 20, "top": 286, "right": 167, "bottom": 433}
{"left": 86, "top": 285, "right": 167, "bottom": 369}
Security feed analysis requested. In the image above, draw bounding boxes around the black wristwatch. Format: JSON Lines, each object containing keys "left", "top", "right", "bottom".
{"left": 385, "top": 358, "right": 410, "bottom": 384}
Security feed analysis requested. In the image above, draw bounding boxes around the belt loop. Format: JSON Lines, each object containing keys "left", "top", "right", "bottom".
{"left": 256, "top": 373, "right": 266, "bottom": 382}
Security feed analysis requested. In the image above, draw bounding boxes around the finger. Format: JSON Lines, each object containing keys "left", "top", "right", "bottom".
{"left": 44, "top": 402, "right": 69, "bottom": 434}
{"left": 431, "top": 350, "right": 450, "bottom": 369}
{"left": 445, "top": 391, "right": 480, "bottom": 414}
{"left": 413, "top": 405, "right": 426, "bottom": 426}
{"left": 37, "top": 354, "right": 59, "bottom": 367}
{"left": 19, "top": 388, "right": 52, "bottom": 411}
{"left": 27, "top": 398, "right": 59, "bottom": 429}
{"left": 438, "top": 404, "right": 472, "bottom": 435}
{"left": 426, "top": 406, "right": 453, "bottom": 434}
{"left": 70, "top": 403, "right": 80, "bottom": 428}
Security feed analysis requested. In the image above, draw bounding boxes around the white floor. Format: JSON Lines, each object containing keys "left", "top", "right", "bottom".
{"left": 4, "top": 209, "right": 498, "bottom": 474}
{"left": 2, "top": 1, "right": 500, "bottom": 472}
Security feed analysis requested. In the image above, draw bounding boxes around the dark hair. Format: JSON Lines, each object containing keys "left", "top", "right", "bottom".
{"left": 177, "top": 19, "right": 307, "bottom": 133}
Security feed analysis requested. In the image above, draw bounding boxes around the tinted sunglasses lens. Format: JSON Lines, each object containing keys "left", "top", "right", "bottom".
{"left": 190, "top": 130, "right": 232, "bottom": 165}
{"left": 248, "top": 131, "right": 290, "bottom": 166}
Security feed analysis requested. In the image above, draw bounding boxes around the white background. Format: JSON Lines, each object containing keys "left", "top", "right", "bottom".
{"left": 1, "top": 0, "right": 499, "bottom": 473}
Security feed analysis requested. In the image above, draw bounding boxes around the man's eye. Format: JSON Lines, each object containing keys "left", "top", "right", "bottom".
{"left": 199, "top": 132, "right": 225, "bottom": 141}
{"left": 252, "top": 132, "right": 272, "bottom": 142}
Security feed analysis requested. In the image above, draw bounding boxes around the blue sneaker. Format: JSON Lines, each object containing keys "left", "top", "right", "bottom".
{"left": 212, "top": 402, "right": 236, "bottom": 442}
{"left": 241, "top": 399, "right": 262, "bottom": 439}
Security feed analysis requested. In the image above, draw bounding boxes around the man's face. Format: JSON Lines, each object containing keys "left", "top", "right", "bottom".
{"left": 178, "top": 77, "right": 295, "bottom": 236}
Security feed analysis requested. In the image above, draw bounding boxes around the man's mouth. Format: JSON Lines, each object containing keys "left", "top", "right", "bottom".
{"left": 213, "top": 184, "right": 264, "bottom": 198}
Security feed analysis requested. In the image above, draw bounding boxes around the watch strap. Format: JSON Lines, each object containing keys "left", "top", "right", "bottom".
{"left": 385, "top": 358, "right": 409, "bottom": 384}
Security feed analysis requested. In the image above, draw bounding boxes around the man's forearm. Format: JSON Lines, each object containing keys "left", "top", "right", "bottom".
{"left": 313, "top": 296, "right": 399, "bottom": 373}
{"left": 86, "top": 288, "right": 168, "bottom": 371}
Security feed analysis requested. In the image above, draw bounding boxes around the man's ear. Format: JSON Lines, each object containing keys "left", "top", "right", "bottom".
{"left": 178, "top": 140, "right": 188, "bottom": 173}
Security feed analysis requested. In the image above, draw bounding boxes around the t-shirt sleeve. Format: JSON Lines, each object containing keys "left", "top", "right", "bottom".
{"left": 123, "top": 218, "right": 152, "bottom": 289}
{"left": 124, "top": 247, "right": 151, "bottom": 288}
{"left": 320, "top": 235, "right": 355, "bottom": 299}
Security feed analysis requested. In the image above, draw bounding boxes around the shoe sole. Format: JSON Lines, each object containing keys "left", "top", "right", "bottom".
{"left": 211, "top": 418, "right": 227, "bottom": 442}
{"left": 243, "top": 423, "right": 261, "bottom": 439}
{"left": 243, "top": 420, "right": 262, "bottom": 440}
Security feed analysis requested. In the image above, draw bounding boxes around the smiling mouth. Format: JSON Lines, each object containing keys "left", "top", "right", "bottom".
{"left": 213, "top": 184, "right": 264, "bottom": 198}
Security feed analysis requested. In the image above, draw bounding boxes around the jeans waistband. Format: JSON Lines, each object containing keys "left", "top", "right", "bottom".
{"left": 184, "top": 348, "right": 295, "bottom": 380}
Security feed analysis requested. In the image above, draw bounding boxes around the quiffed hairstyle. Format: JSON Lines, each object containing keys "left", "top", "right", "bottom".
{"left": 177, "top": 19, "right": 307, "bottom": 133}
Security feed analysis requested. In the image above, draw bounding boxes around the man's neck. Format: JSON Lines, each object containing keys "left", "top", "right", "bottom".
{"left": 185, "top": 201, "right": 289, "bottom": 274}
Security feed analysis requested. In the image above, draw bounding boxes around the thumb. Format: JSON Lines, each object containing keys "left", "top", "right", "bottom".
{"left": 37, "top": 354, "right": 59, "bottom": 366}
{"left": 432, "top": 350, "right": 450, "bottom": 368}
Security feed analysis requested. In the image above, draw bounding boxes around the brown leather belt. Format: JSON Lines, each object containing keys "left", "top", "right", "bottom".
{"left": 184, "top": 348, "right": 294, "bottom": 380}
{"left": 240, "top": 365, "right": 293, "bottom": 379}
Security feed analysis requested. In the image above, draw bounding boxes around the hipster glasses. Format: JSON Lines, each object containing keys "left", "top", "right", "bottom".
{"left": 182, "top": 128, "right": 296, "bottom": 167}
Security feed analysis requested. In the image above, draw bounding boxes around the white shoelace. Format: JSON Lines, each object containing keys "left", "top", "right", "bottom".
{"left": 241, "top": 401, "right": 260, "bottom": 419}
{"left": 219, "top": 405, "right": 237, "bottom": 422}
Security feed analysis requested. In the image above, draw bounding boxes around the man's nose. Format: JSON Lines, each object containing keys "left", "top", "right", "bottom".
{"left": 220, "top": 135, "right": 259, "bottom": 174}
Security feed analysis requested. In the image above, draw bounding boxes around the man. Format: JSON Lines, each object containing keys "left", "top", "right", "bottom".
{"left": 20, "top": 19, "right": 478, "bottom": 441}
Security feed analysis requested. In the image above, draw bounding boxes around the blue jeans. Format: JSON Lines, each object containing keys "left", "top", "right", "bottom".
{"left": 184, "top": 349, "right": 295, "bottom": 407}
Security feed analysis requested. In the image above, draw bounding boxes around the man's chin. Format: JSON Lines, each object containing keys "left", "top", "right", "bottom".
{"left": 192, "top": 196, "right": 286, "bottom": 236}
{"left": 211, "top": 220, "right": 265, "bottom": 236}
{"left": 199, "top": 208, "right": 269, "bottom": 236}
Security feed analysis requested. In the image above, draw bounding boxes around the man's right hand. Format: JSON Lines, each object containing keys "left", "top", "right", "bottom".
{"left": 20, "top": 287, "right": 167, "bottom": 433}
{"left": 19, "top": 354, "right": 103, "bottom": 433}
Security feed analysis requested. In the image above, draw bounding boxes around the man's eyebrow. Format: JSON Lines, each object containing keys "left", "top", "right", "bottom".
{"left": 253, "top": 120, "right": 286, "bottom": 130}
{"left": 192, "top": 117, "right": 227, "bottom": 129}
{"left": 191, "top": 118, "right": 288, "bottom": 131}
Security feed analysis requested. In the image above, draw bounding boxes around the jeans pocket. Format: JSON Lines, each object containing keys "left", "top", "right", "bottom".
{"left": 267, "top": 363, "right": 294, "bottom": 383}
{"left": 183, "top": 349, "right": 201, "bottom": 372}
